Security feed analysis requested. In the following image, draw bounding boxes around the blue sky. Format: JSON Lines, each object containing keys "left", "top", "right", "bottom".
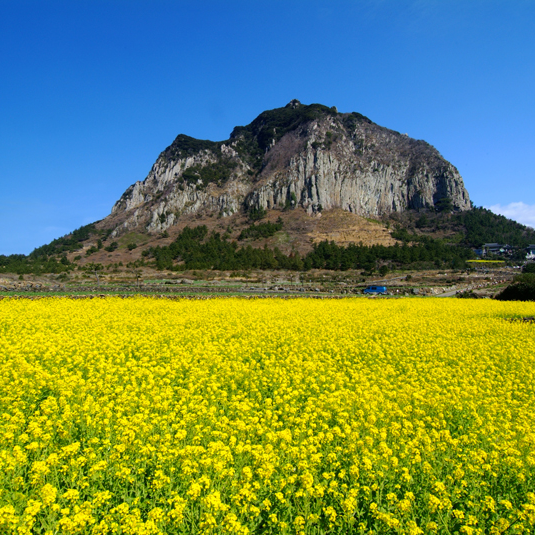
{"left": 1, "top": 0, "right": 534, "bottom": 255}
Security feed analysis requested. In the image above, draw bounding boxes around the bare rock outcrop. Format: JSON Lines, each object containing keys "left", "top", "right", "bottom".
{"left": 106, "top": 101, "right": 470, "bottom": 236}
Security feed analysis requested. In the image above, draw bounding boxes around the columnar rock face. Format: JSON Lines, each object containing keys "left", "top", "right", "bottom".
{"left": 108, "top": 101, "right": 470, "bottom": 236}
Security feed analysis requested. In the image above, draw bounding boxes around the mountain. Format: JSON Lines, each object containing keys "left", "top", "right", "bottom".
{"left": 3, "top": 100, "right": 490, "bottom": 276}
{"left": 105, "top": 100, "right": 470, "bottom": 239}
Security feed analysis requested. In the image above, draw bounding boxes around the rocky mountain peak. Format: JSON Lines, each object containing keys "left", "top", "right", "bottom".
{"left": 106, "top": 101, "right": 470, "bottom": 237}
{"left": 286, "top": 99, "right": 302, "bottom": 109}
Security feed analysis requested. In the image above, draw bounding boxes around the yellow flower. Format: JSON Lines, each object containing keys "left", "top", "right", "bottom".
{"left": 61, "top": 489, "right": 80, "bottom": 502}
{"left": 40, "top": 484, "right": 57, "bottom": 506}
{"left": 1, "top": 297, "right": 534, "bottom": 533}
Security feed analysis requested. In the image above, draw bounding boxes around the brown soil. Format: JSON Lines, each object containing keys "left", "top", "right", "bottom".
{"left": 308, "top": 209, "right": 396, "bottom": 247}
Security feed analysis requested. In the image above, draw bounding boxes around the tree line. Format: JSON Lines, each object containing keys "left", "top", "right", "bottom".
{"left": 0, "top": 254, "right": 72, "bottom": 275}
{"left": 4, "top": 206, "right": 529, "bottom": 276}
{"left": 145, "top": 225, "right": 474, "bottom": 273}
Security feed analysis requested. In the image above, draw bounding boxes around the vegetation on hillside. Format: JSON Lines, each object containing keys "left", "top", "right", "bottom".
{"left": 342, "top": 110, "right": 374, "bottom": 131}
{"left": 400, "top": 207, "right": 535, "bottom": 255}
{"left": 179, "top": 157, "right": 238, "bottom": 190}
{"left": 161, "top": 134, "right": 220, "bottom": 163}
{"left": 0, "top": 254, "right": 73, "bottom": 275}
{"left": 423, "top": 207, "right": 535, "bottom": 247}
{"left": 455, "top": 207, "right": 535, "bottom": 247}
{"left": 144, "top": 224, "right": 474, "bottom": 272}
{"left": 0, "top": 224, "right": 100, "bottom": 274}
{"left": 158, "top": 102, "right": 362, "bottom": 175}
{"left": 145, "top": 226, "right": 303, "bottom": 271}
{"left": 231, "top": 102, "right": 339, "bottom": 151}
{"left": 4, "top": 203, "right": 533, "bottom": 276}
{"left": 230, "top": 102, "right": 364, "bottom": 172}
{"left": 238, "top": 218, "right": 284, "bottom": 241}
{"left": 306, "top": 238, "right": 473, "bottom": 272}
{"left": 30, "top": 223, "right": 99, "bottom": 258}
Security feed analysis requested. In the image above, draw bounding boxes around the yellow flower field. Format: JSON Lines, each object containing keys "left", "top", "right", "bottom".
{"left": 0, "top": 297, "right": 534, "bottom": 534}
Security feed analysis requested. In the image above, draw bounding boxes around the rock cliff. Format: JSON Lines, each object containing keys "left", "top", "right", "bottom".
{"left": 107, "top": 100, "right": 470, "bottom": 237}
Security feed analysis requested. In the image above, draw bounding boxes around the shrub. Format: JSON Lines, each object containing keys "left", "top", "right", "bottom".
{"left": 249, "top": 207, "right": 267, "bottom": 221}
{"left": 496, "top": 273, "right": 535, "bottom": 301}
{"left": 238, "top": 218, "right": 283, "bottom": 241}
{"left": 416, "top": 214, "right": 430, "bottom": 228}
{"left": 379, "top": 265, "right": 389, "bottom": 276}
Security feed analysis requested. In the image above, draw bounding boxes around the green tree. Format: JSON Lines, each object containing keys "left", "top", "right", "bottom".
{"left": 435, "top": 197, "right": 453, "bottom": 212}
{"left": 249, "top": 207, "right": 267, "bottom": 221}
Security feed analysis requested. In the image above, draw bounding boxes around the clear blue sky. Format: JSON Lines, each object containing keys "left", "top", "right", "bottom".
{"left": 1, "top": 0, "right": 534, "bottom": 255}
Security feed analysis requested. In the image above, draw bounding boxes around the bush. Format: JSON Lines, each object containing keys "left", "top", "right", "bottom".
{"left": 379, "top": 265, "right": 389, "bottom": 276}
{"left": 238, "top": 218, "right": 283, "bottom": 241}
{"left": 180, "top": 158, "right": 237, "bottom": 190}
{"left": 415, "top": 214, "right": 430, "bottom": 229}
{"left": 127, "top": 243, "right": 138, "bottom": 251}
{"left": 249, "top": 207, "right": 266, "bottom": 221}
{"left": 495, "top": 273, "right": 535, "bottom": 301}
{"left": 523, "top": 263, "right": 535, "bottom": 274}
{"left": 457, "top": 290, "right": 482, "bottom": 299}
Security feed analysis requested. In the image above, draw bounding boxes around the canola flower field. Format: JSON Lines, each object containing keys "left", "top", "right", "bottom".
{"left": 0, "top": 297, "right": 534, "bottom": 535}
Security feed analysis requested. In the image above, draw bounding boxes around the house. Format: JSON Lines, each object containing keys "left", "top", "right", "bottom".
{"left": 478, "top": 243, "right": 515, "bottom": 258}
{"left": 527, "top": 245, "right": 535, "bottom": 260}
{"left": 482, "top": 243, "right": 502, "bottom": 254}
